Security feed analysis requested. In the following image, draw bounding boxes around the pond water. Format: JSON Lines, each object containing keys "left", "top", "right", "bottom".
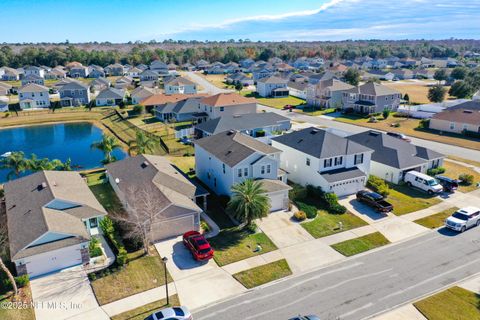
{"left": 0, "top": 122, "right": 127, "bottom": 183}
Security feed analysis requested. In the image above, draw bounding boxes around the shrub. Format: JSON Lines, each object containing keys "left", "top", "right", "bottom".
{"left": 367, "top": 175, "right": 390, "bottom": 197}
{"left": 368, "top": 116, "right": 378, "bottom": 123}
{"left": 382, "top": 109, "right": 391, "bottom": 119}
{"left": 463, "top": 130, "right": 480, "bottom": 139}
{"left": 88, "top": 273, "right": 96, "bottom": 281}
{"left": 418, "top": 119, "right": 430, "bottom": 129}
{"left": 459, "top": 173, "right": 474, "bottom": 185}
{"left": 15, "top": 275, "right": 29, "bottom": 288}
{"left": 117, "top": 247, "right": 128, "bottom": 266}
{"left": 200, "top": 220, "right": 211, "bottom": 233}
{"left": 391, "top": 123, "right": 400, "bottom": 128}
{"left": 89, "top": 246, "right": 103, "bottom": 258}
{"left": 133, "top": 105, "right": 145, "bottom": 114}
{"left": 427, "top": 167, "right": 446, "bottom": 176}
{"left": 294, "top": 210, "right": 307, "bottom": 221}
{"left": 296, "top": 202, "right": 318, "bottom": 219}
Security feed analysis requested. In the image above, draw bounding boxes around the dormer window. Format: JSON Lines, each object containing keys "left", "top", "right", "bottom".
{"left": 324, "top": 158, "right": 332, "bottom": 168}
{"left": 354, "top": 154, "right": 364, "bottom": 165}
{"left": 335, "top": 157, "right": 343, "bottom": 166}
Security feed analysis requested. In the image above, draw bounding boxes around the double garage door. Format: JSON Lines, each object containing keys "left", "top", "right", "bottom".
{"left": 268, "top": 191, "right": 289, "bottom": 212}
{"left": 151, "top": 215, "right": 196, "bottom": 242}
{"left": 23, "top": 244, "right": 83, "bottom": 278}
{"left": 330, "top": 179, "right": 365, "bottom": 197}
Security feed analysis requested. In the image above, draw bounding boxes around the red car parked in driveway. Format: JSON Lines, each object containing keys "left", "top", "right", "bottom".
{"left": 182, "top": 231, "right": 214, "bottom": 261}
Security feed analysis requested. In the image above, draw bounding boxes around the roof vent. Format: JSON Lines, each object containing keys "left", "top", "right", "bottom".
{"left": 310, "top": 129, "right": 319, "bottom": 134}
{"left": 463, "top": 109, "right": 473, "bottom": 114}
{"left": 297, "top": 139, "right": 304, "bottom": 144}
{"left": 227, "top": 130, "right": 235, "bottom": 135}
{"left": 369, "top": 131, "right": 381, "bottom": 136}
{"left": 233, "top": 114, "right": 242, "bottom": 118}
{"left": 41, "top": 182, "right": 47, "bottom": 189}
{"left": 115, "top": 178, "right": 120, "bottom": 184}
{"left": 141, "top": 161, "right": 149, "bottom": 168}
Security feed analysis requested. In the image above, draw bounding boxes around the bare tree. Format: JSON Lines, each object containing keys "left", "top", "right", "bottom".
{"left": 112, "top": 185, "right": 170, "bottom": 256}
{"left": 0, "top": 205, "right": 18, "bottom": 297}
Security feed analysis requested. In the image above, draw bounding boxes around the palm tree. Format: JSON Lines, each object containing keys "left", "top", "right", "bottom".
{"left": 91, "top": 134, "right": 121, "bottom": 164}
{"left": 26, "top": 154, "right": 63, "bottom": 171}
{"left": 227, "top": 179, "right": 271, "bottom": 229}
{"left": 60, "top": 158, "right": 73, "bottom": 171}
{"left": 0, "top": 151, "right": 27, "bottom": 180}
{"left": 128, "top": 131, "right": 156, "bottom": 156}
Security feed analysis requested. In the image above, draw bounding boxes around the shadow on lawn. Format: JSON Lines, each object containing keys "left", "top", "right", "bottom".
{"left": 208, "top": 227, "right": 253, "bottom": 251}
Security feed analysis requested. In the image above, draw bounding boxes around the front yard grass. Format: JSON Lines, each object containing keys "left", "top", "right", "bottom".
{"left": 0, "top": 285, "right": 35, "bottom": 320}
{"left": 242, "top": 92, "right": 306, "bottom": 109}
{"left": 89, "top": 182, "right": 125, "bottom": 214}
{"left": 111, "top": 294, "right": 180, "bottom": 320}
{"left": 447, "top": 156, "right": 480, "bottom": 168}
{"left": 331, "top": 232, "right": 390, "bottom": 257}
{"left": 414, "top": 207, "right": 459, "bottom": 229}
{"left": 233, "top": 259, "right": 292, "bottom": 289}
{"left": 91, "top": 249, "right": 173, "bottom": 305}
{"left": 294, "top": 107, "right": 336, "bottom": 116}
{"left": 387, "top": 183, "right": 442, "bottom": 216}
{"left": 334, "top": 113, "right": 480, "bottom": 151}
{"left": 301, "top": 209, "right": 368, "bottom": 238}
{"left": 443, "top": 160, "right": 480, "bottom": 193}
{"left": 414, "top": 286, "right": 480, "bottom": 320}
{"left": 208, "top": 227, "right": 277, "bottom": 266}
{"left": 166, "top": 156, "right": 195, "bottom": 178}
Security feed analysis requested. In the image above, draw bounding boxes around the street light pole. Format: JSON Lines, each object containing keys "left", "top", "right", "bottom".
{"left": 162, "top": 256, "right": 169, "bottom": 305}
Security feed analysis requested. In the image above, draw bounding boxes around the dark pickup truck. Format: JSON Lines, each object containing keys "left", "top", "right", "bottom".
{"left": 356, "top": 190, "right": 393, "bottom": 213}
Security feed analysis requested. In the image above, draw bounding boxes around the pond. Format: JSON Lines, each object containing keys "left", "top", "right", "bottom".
{"left": 0, "top": 122, "right": 127, "bottom": 183}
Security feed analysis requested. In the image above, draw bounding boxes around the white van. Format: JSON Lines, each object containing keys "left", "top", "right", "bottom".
{"left": 404, "top": 171, "right": 443, "bottom": 195}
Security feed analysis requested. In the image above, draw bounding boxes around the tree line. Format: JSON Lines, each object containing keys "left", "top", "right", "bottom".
{"left": 1, "top": 40, "right": 479, "bottom": 68}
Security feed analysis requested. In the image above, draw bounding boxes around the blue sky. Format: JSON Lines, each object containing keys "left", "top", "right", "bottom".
{"left": 1, "top": 0, "right": 479, "bottom": 42}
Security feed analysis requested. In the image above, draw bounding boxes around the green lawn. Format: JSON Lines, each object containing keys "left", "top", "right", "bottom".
{"left": 111, "top": 295, "right": 180, "bottom": 320}
{"left": 0, "top": 286, "right": 35, "bottom": 320}
{"left": 294, "top": 107, "right": 336, "bottom": 116}
{"left": 91, "top": 249, "right": 173, "bottom": 305}
{"left": 414, "top": 207, "right": 459, "bottom": 229}
{"left": 89, "top": 182, "right": 125, "bottom": 214}
{"left": 443, "top": 160, "right": 480, "bottom": 193}
{"left": 83, "top": 170, "right": 107, "bottom": 186}
{"left": 209, "top": 228, "right": 277, "bottom": 266}
{"left": 300, "top": 208, "right": 368, "bottom": 239}
{"left": 233, "top": 259, "right": 292, "bottom": 289}
{"left": 387, "top": 184, "right": 442, "bottom": 216}
{"left": 331, "top": 232, "right": 390, "bottom": 257}
{"left": 242, "top": 92, "right": 306, "bottom": 109}
{"left": 414, "top": 286, "right": 480, "bottom": 320}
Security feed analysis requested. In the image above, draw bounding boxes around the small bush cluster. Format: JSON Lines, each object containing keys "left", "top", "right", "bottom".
{"left": 367, "top": 176, "right": 390, "bottom": 197}
{"left": 99, "top": 217, "right": 128, "bottom": 266}
{"left": 2, "top": 275, "right": 30, "bottom": 291}
{"left": 294, "top": 210, "right": 307, "bottom": 221}
{"left": 459, "top": 173, "right": 474, "bottom": 185}
{"left": 306, "top": 185, "right": 347, "bottom": 215}
{"left": 427, "top": 167, "right": 446, "bottom": 176}
{"left": 133, "top": 105, "right": 145, "bottom": 114}
{"left": 418, "top": 119, "right": 430, "bottom": 129}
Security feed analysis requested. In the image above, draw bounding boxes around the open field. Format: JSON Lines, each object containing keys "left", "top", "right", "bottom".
{"left": 382, "top": 81, "right": 451, "bottom": 104}
{"left": 199, "top": 73, "right": 229, "bottom": 89}
{"left": 335, "top": 114, "right": 480, "bottom": 151}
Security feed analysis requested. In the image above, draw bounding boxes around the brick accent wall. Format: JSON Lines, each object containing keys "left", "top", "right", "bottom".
{"left": 16, "top": 264, "right": 27, "bottom": 276}
{"left": 80, "top": 248, "right": 90, "bottom": 265}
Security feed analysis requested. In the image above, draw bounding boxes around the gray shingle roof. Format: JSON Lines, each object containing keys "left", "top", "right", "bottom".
{"left": 345, "top": 82, "right": 400, "bottom": 96}
{"left": 4, "top": 171, "right": 107, "bottom": 260}
{"left": 257, "top": 179, "right": 292, "bottom": 193}
{"left": 272, "top": 127, "right": 372, "bottom": 159}
{"left": 195, "top": 112, "right": 290, "bottom": 135}
{"left": 321, "top": 167, "right": 366, "bottom": 183}
{"left": 18, "top": 83, "right": 48, "bottom": 93}
{"left": 195, "top": 131, "right": 281, "bottom": 167}
{"left": 347, "top": 131, "right": 444, "bottom": 169}
{"left": 257, "top": 76, "right": 288, "bottom": 84}
{"left": 96, "top": 87, "right": 126, "bottom": 100}
{"left": 165, "top": 77, "right": 195, "bottom": 86}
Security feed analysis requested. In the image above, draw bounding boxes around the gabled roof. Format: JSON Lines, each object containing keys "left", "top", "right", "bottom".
{"left": 345, "top": 82, "right": 400, "bottom": 96}
{"left": 18, "top": 83, "right": 48, "bottom": 93}
{"left": 141, "top": 93, "right": 205, "bottom": 106}
{"left": 195, "top": 131, "right": 281, "bottom": 167}
{"left": 257, "top": 76, "right": 288, "bottom": 84}
{"left": 347, "top": 130, "right": 444, "bottom": 169}
{"left": 195, "top": 112, "right": 290, "bottom": 135}
{"left": 96, "top": 87, "right": 126, "bottom": 100}
{"left": 164, "top": 77, "right": 196, "bottom": 86}
{"left": 4, "top": 171, "right": 107, "bottom": 260}
{"left": 59, "top": 81, "right": 89, "bottom": 90}
{"left": 200, "top": 92, "right": 256, "bottom": 107}
{"left": 432, "top": 108, "right": 480, "bottom": 125}
{"left": 130, "top": 86, "right": 156, "bottom": 98}
{"left": 272, "top": 127, "right": 371, "bottom": 159}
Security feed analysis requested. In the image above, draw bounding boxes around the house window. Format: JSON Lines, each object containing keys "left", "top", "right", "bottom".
{"left": 335, "top": 157, "right": 343, "bottom": 166}
{"left": 463, "top": 124, "right": 468, "bottom": 131}
{"left": 220, "top": 107, "right": 225, "bottom": 112}
{"left": 306, "top": 158, "right": 311, "bottom": 166}
{"left": 267, "top": 165, "right": 271, "bottom": 174}
{"left": 222, "top": 164, "right": 225, "bottom": 174}
{"left": 324, "top": 158, "right": 332, "bottom": 168}
{"left": 244, "top": 168, "right": 248, "bottom": 177}
{"left": 450, "top": 122, "right": 455, "bottom": 130}
{"left": 354, "top": 154, "right": 364, "bottom": 165}
{"left": 238, "top": 168, "right": 242, "bottom": 177}
{"left": 89, "top": 218, "right": 98, "bottom": 228}
{"left": 261, "top": 166, "right": 265, "bottom": 174}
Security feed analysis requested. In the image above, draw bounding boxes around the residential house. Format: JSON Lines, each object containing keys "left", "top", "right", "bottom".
{"left": 240, "top": 58, "right": 255, "bottom": 69}
{"left": 308, "top": 71, "right": 337, "bottom": 84}
{"left": 21, "top": 74, "right": 45, "bottom": 86}
{"left": 141, "top": 93, "right": 195, "bottom": 112}
{"left": 199, "top": 92, "right": 257, "bottom": 119}
{"left": 126, "top": 67, "right": 142, "bottom": 78}
{"left": 194, "top": 112, "right": 291, "bottom": 139}
{"left": 18, "top": 83, "right": 50, "bottom": 109}
{"left": 195, "top": 131, "right": 291, "bottom": 211}
{"left": 181, "top": 63, "right": 196, "bottom": 71}
{"left": 1, "top": 67, "right": 20, "bottom": 81}
{"left": 130, "top": 86, "right": 156, "bottom": 104}
{"left": 0, "top": 82, "right": 12, "bottom": 96}
{"left": 306, "top": 79, "right": 354, "bottom": 109}
{"left": 392, "top": 69, "right": 414, "bottom": 80}
{"left": 195, "top": 59, "right": 210, "bottom": 71}
{"left": 69, "top": 65, "right": 89, "bottom": 78}
{"left": 24, "top": 66, "right": 45, "bottom": 78}
{"left": 205, "top": 62, "right": 226, "bottom": 75}
{"left": 154, "top": 96, "right": 208, "bottom": 123}
{"left": 90, "top": 77, "right": 111, "bottom": 92}
{"left": 139, "top": 70, "right": 159, "bottom": 82}
{"left": 106, "top": 155, "right": 208, "bottom": 241}
{"left": 287, "top": 81, "right": 308, "bottom": 99}
{"left": 114, "top": 76, "right": 133, "bottom": 89}
{"left": 225, "top": 73, "right": 254, "bottom": 87}
{"left": 95, "top": 87, "right": 127, "bottom": 106}
{"left": 347, "top": 130, "right": 444, "bottom": 184}
{"left": 105, "top": 63, "right": 125, "bottom": 76}
{"left": 45, "top": 67, "right": 67, "bottom": 80}
{"left": 59, "top": 81, "right": 90, "bottom": 107}
{"left": 3, "top": 171, "right": 107, "bottom": 278}
{"left": 164, "top": 77, "right": 197, "bottom": 94}
{"left": 88, "top": 65, "right": 106, "bottom": 78}
{"left": 256, "top": 76, "right": 289, "bottom": 98}
{"left": 429, "top": 106, "right": 480, "bottom": 134}
{"left": 272, "top": 127, "right": 373, "bottom": 196}
{"left": 414, "top": 69, "right": 435, "bottom": 79}
{"left": 252, "top": 66, "right": 275, "bottom": 82}
{"left": 150, "top": 60, "right": 169, "bottom": 75}
{"left": 342, "top": 82, "right": 402, "bottom": 114}
{"left": 0, "top": 96, "right": 8, "bottom": 112}
{"left": 362, "top": 70, "right": 395, "bottom": 81}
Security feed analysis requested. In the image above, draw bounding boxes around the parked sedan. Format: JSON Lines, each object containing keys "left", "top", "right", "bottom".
{"left": 386, "top": 132, "right": 411, "bottom": 142}
{"left": 183, "top": 230, "right": 214, "bottom": 261}
{"left": 445, "top": 207, "right": 480, "bottom": 232}
{"left": 144, "top": 306, "right": 192, "bottom": 320}
{"left": 435, "top": 175, "right": 459, "bottom": 193}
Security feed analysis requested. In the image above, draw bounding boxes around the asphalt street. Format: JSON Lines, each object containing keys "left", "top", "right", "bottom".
{"left": 194, "top": 225, "right": 480, "bottom": 320}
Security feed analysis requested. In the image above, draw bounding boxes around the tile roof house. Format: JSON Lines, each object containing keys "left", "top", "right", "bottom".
{"left": 342, "top": 82, "right": 402, "bottom": 114}
{"left": 199, "top": 92, "right": 257, "bottom": 119}
{"left": 164, "top": 77, "right": 197, "bottom": 95}
{"left": 95, "top": 87, "right": 127, "bottom": 106}
{"left": 3, "top": 171, "right": 107, "bottom": 278}
{"left": 194, "top": 112, "right": 291, "bottom": 139}
{"left": 105, "top": 155, "right": 208, "bottom": 241}
{"left": 272, "top": 127, "right": 373, "bottom": 196}
{"left": 18, "top": 83, "right": 50, "bottom": 109}
{"left": 256, "top": 76, "right": 289, "bottom": 98}
{"left": 347, "top": 130, "right": 444, "bottom": 184}
{"left": 429, "top": 108, "right": 480, "bottom": 134}
{"left": 306, "top": 79, "right": 354, "bottom": 109}
{"left": 195, "top": 131, "right": 291, "bottom": 212}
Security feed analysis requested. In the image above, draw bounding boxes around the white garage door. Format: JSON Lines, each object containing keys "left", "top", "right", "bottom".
{"left": 151, "top": 215, "right": 195, "bottom": 242}
{"left": 331, "top": 179, "right": 365, "bottom": 197}
{"left": 25, "top": 244, "right": 83, "bottom": 278}
{"left": 268, "top": 191, "right": 288, "bottom": 212}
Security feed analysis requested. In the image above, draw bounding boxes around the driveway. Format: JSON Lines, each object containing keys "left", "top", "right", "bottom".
{"left": 184, "top": 71, "right": 232, "bottom": 95}
{"left": 30, "top": 268, "right": 108, "bottom": 320}
{"left": 154, "top": 237, "right": 246, "bottom": 311}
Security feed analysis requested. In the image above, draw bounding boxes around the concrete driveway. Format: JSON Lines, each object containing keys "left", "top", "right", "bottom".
{"left": 30, "top": 268, "right": 108, "bottom": 320}
{"left": 339, "top": 195, "right": 391, "bottom": 224}
{"left": 155, "top": 238, "right": 246, "bottom": 311}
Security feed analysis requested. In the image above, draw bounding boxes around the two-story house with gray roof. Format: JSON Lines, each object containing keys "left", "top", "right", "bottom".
{"left": 195, "top": 131, "right": 291, "bottom": 212}
{"left": 18, "top": 83, "right": 50, "bottom": 109}
{"left": 59, "top": 81, "right": 90, "bottom": 106}
{"left": 272, "top": 127, "right": 374, "bottom": 197}
{"left": 306, "top": 79, "right": 354, "bottom": 109}
{"left": 347, "top": 130, "right": 444, "bottom": 184}
{"left": 256, "top": 76, "right": 289, "bottom": 98}
{"left": 342, "top": 82, "right": 402, "bottom": 114}
{"left": 3, "top": 171, "right": 107, "bottom": 278}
